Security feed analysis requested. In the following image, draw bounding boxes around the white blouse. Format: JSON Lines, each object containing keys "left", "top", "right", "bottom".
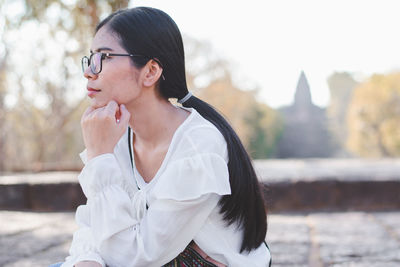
{"left": 62, "top": 107, "right": 271, "bottom": 267}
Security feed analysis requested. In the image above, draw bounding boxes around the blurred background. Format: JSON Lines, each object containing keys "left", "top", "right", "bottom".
{"left": 1, "top": 0, "right": 400, "bottom": 172}
{"left": 1, "top": 0, "right": 400, "bottom": 266}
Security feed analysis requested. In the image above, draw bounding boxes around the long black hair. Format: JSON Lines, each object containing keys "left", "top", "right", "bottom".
{"left": 96, "top": 7, "right": 267, "bottom": 253}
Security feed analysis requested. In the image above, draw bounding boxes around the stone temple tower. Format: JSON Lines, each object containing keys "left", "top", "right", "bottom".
{"left": 276, "top": 71, "right": 333, "bottom": 158}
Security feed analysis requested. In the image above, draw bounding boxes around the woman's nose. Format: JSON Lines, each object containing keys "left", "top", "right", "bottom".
{"left": 83, "top": 66, "right": 97, "bottom": 80}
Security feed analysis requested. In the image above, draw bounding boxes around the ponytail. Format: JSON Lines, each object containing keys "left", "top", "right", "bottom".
{"left": 182, "top": 95, "right": 267, "bottom": 252}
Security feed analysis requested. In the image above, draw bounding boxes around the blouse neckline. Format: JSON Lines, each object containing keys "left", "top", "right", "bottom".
{"left": 129, "top": 106, "right": 195, "bottom": 189}
{"left": 133, "top": 163, "right": 148, "bottom": 188}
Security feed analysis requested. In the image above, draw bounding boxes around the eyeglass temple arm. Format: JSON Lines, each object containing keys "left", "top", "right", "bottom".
{"left": 101, "top": 53, "right": 164, "bottom": 78}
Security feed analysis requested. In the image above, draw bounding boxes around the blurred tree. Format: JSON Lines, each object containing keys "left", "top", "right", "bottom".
{"left": 184, "top": 35, "right": 229, "bottom": 93}
{"left": 0, "top": 0, "right": 128, "bottom": 171}
{"left": 197, "top": 74, "right": 281, "bottom": 159}
{"left": 0, "top": 49, "right": 7, "bottom": 171}
{"left": 183, "top": 36, "right": 282, "bottom": 158}
{"left": 246, "top": 101, "right": 282, "bottom": 158}
{"left": 327, "top": 72, "right": 358, "bottom": 155}
{"left": 347, "top": 73, "right": 400, "bottom": 157}
{"left": 0, "top": 0, "right": 280, "bottom": 171}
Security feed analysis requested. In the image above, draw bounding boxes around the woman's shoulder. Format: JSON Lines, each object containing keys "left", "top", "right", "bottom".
{"left": 174, "top": 108, "right": 227, "bottom": 161}
{"left": 149, "top": 108, "right": 231, "bottom": 201}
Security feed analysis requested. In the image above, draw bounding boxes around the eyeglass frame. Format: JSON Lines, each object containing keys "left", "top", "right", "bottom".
{"left": 81, "top": 52, "right": 165, "bottom": 79}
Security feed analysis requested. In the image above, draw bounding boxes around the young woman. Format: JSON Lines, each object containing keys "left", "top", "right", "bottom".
{"left": 57, "top": 6, "right": 271, "bottom": 267}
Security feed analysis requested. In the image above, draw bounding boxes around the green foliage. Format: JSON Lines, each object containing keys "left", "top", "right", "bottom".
{"left": 246, "top": 102, "right": 283, "bottom": 158}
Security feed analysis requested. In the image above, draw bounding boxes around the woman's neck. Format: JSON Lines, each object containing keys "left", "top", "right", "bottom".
{"left": 126, "top": 94, "right": 188, "bottom": 148}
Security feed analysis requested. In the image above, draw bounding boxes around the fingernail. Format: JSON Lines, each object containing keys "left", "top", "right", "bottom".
{"left": 121, "top": 104, "right": 126, "bottom": 109}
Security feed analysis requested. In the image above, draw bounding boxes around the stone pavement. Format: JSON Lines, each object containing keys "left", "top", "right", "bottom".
{"left": 1, "top": 210, "right": 400, "bottom": 267}
{"left": 1, "top": 159, "right": 400, "bottom": 266}
{"left": 267, "top": 211, "right": 400, "bottom": 267}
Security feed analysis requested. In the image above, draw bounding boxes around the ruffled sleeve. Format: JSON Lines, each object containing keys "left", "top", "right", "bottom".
{"left": 63, "top": 151, "right": 137, "bottom": 267}
{"left": 66, "top": 150, "right": 231, "bottom": 267}
{"left": 78, "top": 153, "right": 137, "bottom": 200}
{"left": 151, "top": 152, "right": 231, "bottom": 201}
{"left": 62, "top": 204, "right": 105, "bottom": 267}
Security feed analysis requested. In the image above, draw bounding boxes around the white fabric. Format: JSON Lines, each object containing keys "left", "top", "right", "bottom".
{"left": 62, "top": 107, "right": 271, "bottom": 267}
{"left": 133, "top": 164, "right": 147, "bottom": 189}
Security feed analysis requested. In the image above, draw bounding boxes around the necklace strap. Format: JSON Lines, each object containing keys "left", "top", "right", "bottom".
{"left": 128, "top": 127, "right": 140, "bottom": 190}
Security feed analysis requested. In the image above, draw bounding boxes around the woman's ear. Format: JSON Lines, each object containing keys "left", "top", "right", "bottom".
{"left": 142, "top": 59, "right": 163, "bottom": 87}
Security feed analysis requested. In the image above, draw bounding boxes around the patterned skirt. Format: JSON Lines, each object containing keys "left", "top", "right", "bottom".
{"left": 162, "top": 242, "right": 218, "bottom": 267}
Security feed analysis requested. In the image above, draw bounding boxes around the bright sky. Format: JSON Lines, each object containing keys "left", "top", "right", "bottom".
{"left": 130, "top": 0, "right": 400, "bottom": 108}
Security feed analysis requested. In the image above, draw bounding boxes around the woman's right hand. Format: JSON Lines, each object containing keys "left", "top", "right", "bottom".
{"left": 74, "top": 261, "right": 102, "bottom": 267}
{"left": 81, "top": 100, "right": 130, "bottom": 161}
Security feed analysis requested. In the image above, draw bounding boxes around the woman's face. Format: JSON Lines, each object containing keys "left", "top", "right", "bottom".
{"left": 84, "top": 26, "right": 141, "bottom": 108}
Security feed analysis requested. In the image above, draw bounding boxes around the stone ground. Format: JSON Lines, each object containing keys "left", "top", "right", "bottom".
{"left": 1, "top": 159, "right": 399, "bottom": 266}
{"left": 1, "top": 210, "right": 400, "bottom": 267}
{"left": 2, "top": 158, "right": 400, "bottom": 184}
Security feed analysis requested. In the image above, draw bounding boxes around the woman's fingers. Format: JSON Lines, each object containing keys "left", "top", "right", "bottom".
{"left": 83, "top": 101, "right": 127, "bottom": 124}
{"left": 81, "top": 100, "right": 130, "bottom": 160}
{"left": 105, "top": 100, "right": 119, "bottom": 117}
{"left": 104, "top": 100, "right": 127, "bottom": 124}
{"left": 118, "top": 104, "right": 131, "bottom": 126}
{"left": 81, "top": 106, "right": 95, "bottom": 122}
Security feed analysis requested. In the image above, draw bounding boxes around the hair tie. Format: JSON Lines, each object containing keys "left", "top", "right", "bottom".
{"left": 178, "top": 92, "right": 192, "bottom": 104}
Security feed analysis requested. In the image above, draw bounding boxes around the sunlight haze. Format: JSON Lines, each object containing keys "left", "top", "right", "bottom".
{"left": 131, "top": 0, "right": 400, "bottom": 108}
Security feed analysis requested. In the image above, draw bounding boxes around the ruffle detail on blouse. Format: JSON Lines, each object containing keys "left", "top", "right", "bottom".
{"left": 75, "top": 204, "right": 90, "bottom": 227}
{"left": 131, "top": 189, "right": 147, "bottom": 223}
{"left": 79, "top": 149, "right": 88, "bottom": 165}
{"left": 78, "top": 153, "right": 137, "bottom": 200}
{"left": 63, "top": 226, "right": 106, "bottom": 267}
{"left": 152, "top": 153, "right": 231, "bottom": 201}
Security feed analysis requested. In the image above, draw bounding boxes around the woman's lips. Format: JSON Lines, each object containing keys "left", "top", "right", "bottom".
{"left": 87, "top": 87, "right": 101, "bottom": 97}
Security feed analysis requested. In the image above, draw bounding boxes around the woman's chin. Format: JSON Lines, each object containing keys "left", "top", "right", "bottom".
{"left": 90, "top": 99, "right": 108, "bottom": 109}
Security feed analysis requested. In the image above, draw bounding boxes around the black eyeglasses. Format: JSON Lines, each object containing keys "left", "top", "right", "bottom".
{"left": 81, "top": 52, "right": 164, "bottom": 75}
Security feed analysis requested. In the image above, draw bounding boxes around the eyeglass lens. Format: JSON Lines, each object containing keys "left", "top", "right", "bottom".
{"left": 82, "top": 57, "right": 89, "bottom": 73}
{"left": 81, "top": 53, "right": 102, "bottom": 74}
{"left": 91, "top": 53, "right": 102, "bottom": 74}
